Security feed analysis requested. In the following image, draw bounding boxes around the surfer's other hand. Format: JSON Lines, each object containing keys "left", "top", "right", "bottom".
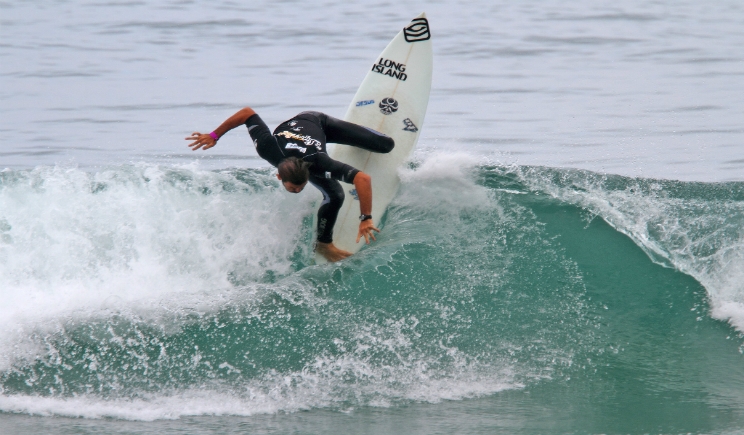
{"left": 185, "top": 132, "right": 216, "bottom": 151}
{"left": 356, "top": 220, "right": 380, "bottom": 244}
{"left": 316, "top": 242, "right": 352, "bottom": 262}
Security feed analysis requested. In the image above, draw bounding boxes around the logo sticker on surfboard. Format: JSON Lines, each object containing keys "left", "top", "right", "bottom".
{"left": 402, "top": 118, "right": 418, "bottom": 132}
{"left": 379, "top": 97, "right": 399, "bottom": 115}
{"left": 371, "top": 58, "right": 407, "bottom": 81}
{"left": 404, "top": 18, "right": 430, "bottom": 42}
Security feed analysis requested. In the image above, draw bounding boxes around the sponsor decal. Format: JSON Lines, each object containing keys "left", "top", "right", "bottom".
{"left": 404, "top": 18, "right": 430, "bottom": 42}
{"left": 276, "top": 130, "right": 322, "bottom": 150}
{"left": 284, "top": 143, "right": 307, "bottom": 153}
{"left": 402, "top": 118, "right": 418, "bottom": 132}
{"left": 356, "top": 99, "right": 375, "bottom": 107}
{"left": 372, "top": 58, "right": 407, "bottom": 81}
{"left": 349, "top": 189, "right": 359, "bottom": 201}
{"left": 379, "top": 97, "right": 399, "bottom": 115}
{"left": 289, "top": 121, "right": 297, "bottom": 126}
{"left": 325, "top": 171, "right": 331, "bottom": 179}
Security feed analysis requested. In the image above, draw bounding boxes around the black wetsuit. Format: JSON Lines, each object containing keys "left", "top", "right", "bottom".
{"left": 245, "top": 111, "right": 394, "bottom": 243}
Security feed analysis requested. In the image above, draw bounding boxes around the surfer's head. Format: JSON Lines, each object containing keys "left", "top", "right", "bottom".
{"left": 277, "top": 157, "right": 310, "bottom": 193}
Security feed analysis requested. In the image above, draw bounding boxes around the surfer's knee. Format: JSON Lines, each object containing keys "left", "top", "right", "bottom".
{"left": 320, "top": 181, "right": 345, "bottom": 211}
{"left": 328, "top": 185, "right": 345, "bottom": 207}
{"left": 379, "top": 136, "right": 394, "bottom": 153}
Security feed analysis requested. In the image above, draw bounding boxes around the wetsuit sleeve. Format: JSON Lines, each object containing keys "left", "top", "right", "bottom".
{"left": 305, "top": 153, "right": 360, "bottom": 184}
{"left": 245, "top": 114, "right": 284, "bottom": 166}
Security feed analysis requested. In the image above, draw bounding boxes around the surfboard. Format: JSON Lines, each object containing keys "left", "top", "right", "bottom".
{"left": 315, "top": 13, "right": 433, "bottom": 263}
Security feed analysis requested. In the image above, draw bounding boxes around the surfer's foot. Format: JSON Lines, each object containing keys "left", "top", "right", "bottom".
{"left": 316, "top": 242, "right": 352, "bottom": 262}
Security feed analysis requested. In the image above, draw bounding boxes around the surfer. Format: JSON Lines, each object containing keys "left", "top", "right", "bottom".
{"left": 186, "top": 108, "right": 394, "bottom": 262}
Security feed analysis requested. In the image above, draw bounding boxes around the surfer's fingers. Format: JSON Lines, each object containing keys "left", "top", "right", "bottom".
{"left": 356, "top": 231, "right": 367, "bottom": 244}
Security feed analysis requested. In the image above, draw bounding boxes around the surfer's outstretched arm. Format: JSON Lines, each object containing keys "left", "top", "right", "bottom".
{"left": 186, "top": 107, "right": 257, "bottom": 151}
{"left": 353, "top": 172, "right": 380, "bottom": 244}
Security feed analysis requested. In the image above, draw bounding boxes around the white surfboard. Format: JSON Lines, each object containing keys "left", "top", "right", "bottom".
{"left": 315, "top": 13, "right": 433, "bottom": 263}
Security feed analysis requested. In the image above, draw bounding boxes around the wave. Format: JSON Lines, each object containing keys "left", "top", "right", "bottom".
{"left": 0, "top": 155, "right": 742, "bottom": 420}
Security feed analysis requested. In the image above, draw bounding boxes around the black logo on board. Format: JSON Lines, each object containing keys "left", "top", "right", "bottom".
{"left": 402, "top": 118, "right": 418, "bottom": 132}
{"left": 404, "top": 18, "right": 430, "bottom": 42}
{"left": 372, "top": 58, "right": 407, "bottom": 81}
{"left": 379, "top": 98, "right": 399, "bottom": 115}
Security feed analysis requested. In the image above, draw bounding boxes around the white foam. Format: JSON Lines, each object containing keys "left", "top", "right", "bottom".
{"left": 0, "top": 164, "right": 313, "bottom": 369}
{"left": 397, "top": 151, "right": 494, "bottom": 211}
{"left": 0, "top": 358, "right": 518, "bottom": 421}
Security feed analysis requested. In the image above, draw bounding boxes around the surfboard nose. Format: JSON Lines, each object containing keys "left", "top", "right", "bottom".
{"left": 405, "top": 13, "right": 430, "bottom": 43}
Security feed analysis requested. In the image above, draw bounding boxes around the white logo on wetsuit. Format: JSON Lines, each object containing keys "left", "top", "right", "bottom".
{"left": 276, "top": 131, "right": 322, "bottom": 150}
{"left": 285, "top": 143, "right": 307, "bottom": 153}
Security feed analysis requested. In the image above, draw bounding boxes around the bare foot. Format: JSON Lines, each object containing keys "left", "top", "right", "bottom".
{"left": 316, "top": 242, "right": 352, "bottom": 262}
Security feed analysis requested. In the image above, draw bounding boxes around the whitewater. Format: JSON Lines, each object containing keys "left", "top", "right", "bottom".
{"left": 2, "top": 0, "right": 743, "bottom": 434}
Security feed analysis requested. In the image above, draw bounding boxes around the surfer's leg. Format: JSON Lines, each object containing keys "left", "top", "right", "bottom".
{"left": 308, "top": 175, "right": 344, "bottom": 243}
{"left": 310, "top": 112, "right": 394, "bottom": 154}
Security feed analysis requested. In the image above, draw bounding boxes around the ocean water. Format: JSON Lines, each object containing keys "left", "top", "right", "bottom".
{"left": 1, "top": 1, "right": 743, "bottom": 434}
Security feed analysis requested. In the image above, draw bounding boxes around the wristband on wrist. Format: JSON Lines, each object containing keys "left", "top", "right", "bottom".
{"left": 209, "top": 131, "right": 219, "bottom": 141}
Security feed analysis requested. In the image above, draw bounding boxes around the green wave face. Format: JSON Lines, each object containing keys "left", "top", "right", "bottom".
{"left": 0, "top": 162, "right": 742, "bottom": 432}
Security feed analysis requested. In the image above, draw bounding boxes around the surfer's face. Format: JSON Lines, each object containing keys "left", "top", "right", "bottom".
{"left": 282, "top": 180, "right": 307, "bottom": 194}
{"left": 277, "top": 173, "right": 307, "bottom": 193}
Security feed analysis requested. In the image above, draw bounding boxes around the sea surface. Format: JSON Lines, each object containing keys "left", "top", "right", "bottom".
{"left": 1, "top": 1, "right": 743, "bottom": 434}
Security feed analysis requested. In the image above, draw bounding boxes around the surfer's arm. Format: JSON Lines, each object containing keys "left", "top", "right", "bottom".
{"left": 186, "top": 107, "right": 257, "bottom": 151}
{"left": 353, "top": 172, "right": 380, "bottom": 244}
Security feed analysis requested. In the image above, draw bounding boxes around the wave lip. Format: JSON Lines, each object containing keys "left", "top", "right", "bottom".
{"left": 513, "top": 165, "right": 744, "bottom": 333}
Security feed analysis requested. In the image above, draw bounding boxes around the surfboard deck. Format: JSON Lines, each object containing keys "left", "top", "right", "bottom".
{"left": 315, "top": 13, "right": 433, "bottom": 263}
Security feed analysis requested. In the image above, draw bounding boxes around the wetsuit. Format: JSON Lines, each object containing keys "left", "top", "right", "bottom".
{"left": 245, "top": 111, "right": 394, "bottom": 243}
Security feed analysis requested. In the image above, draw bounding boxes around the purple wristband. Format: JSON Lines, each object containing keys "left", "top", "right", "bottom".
{"left": 209, "top": 131, "right": 219, "bottom": 141}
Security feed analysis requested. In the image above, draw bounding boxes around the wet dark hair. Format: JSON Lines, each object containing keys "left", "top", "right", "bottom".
{"left": 277, "top": 157, "right": 311, "bottom": 185}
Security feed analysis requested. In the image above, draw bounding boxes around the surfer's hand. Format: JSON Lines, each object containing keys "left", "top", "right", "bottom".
{"left": 185, "top": 132, "right": 216, "bottom": 151}
{"left": 316, "top": 242, "right": 352, "bottom": 262}
{"left": 356, "top": 220, "right": 380, "bottom": 244}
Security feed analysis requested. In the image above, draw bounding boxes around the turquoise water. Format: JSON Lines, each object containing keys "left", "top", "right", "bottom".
{"left": 1, "top": 161, "right": 742, "bottom": 433}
